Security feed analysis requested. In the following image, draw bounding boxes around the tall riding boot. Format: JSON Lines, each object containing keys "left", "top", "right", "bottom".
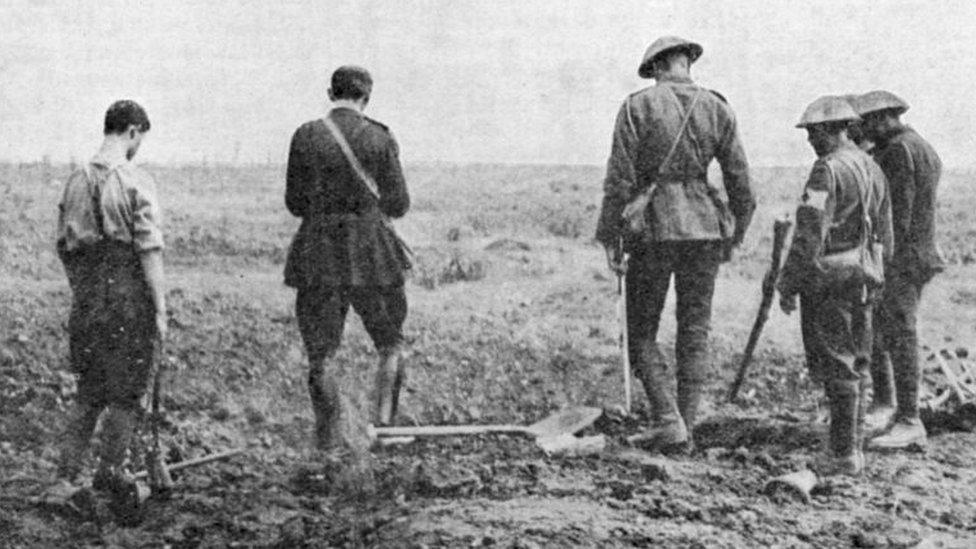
{"left": 309, "top": 357, "right": 342, "bottom": 451}
{"left": 677, "top": 378, "right": 702, "bottom": 444}
{"left": 93, "top": 405, "right": 144, "bottom": 526}
{"left": 676, "top": 343, "right": 708, "bottom": 442}
{"left": 92, "top": 405, "right": 140, "bottom": 491}
{"left": 56, "top": 403, "right": 102, "bottom": 482}
{"left": 373, "top": 346, "right": 403, "bottom": 426}
{"left": 628, "top": 342, "right": 688, "bottom": 452}
{"left": 865, "top": 342, "right": 896, "bottom": 431}
{"left": 821, "top": 380, "right": 862, "bottom": 476}
{"left": 97, "top": 406, "right": 139, "bottom": 473}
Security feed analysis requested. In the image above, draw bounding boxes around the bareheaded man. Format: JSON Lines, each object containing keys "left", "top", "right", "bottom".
{"left": 56, "top": 100, "right": 166, "bottom": 495}
{"left": 777, "top": 96, "right": 893, "bottom": 475}
{"left": 595, "top": 36, "right": 755, "bottom": 453}
{"left": 854, "top": 91, "right": 945, "bottom": 450}
{"left": 285, "top": 66, "right": 411, "bottom": 452}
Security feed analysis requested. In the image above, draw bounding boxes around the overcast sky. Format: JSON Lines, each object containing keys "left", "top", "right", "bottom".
{"left": 2, "top": 0, "right": 975, "bottom": 167}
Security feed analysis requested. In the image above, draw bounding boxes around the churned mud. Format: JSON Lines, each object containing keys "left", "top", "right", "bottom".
{"left": 2, "top": 163, "right": 975, "bottom": 547}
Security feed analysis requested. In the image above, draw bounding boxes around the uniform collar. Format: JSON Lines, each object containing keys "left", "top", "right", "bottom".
{"left": 330, "top": 106, "right": 364, "bottom": 117}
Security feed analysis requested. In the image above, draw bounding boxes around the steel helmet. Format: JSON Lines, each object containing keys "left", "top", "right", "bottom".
{"left": 852, "top": 90, "right": 909, "bottom": 116}
{"left": 796, "top": 96, "right": 861, "bottom": 128}
{"left": 638, "top": 36, "right": 703, "bottom": 78}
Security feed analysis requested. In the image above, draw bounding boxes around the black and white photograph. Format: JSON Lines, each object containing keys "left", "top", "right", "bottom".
{"left": 1, "top": 1, "right": 975, "bottom": 546}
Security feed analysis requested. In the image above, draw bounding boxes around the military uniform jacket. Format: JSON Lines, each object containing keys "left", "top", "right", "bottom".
{"left": 778, "top": 144, "right": 894, "bottom": 298}
{"left": 595, "top": 74, "right": 755, "bottom": 248}
{"left": 872, "top": 125, "right": 944, "bottom": 283}
{"left": 284, "top": 107, "right": 411, "bottom": 288}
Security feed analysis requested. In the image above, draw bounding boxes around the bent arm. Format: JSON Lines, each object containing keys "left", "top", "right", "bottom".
{"left": 140, "top": 249, "right": 166, "bottom": 316}
{"left": 715, "top": 112, "right": 755, "bottom": 246}
{"left": 884, "top": 143, "right": 915, "bottom": 263}
{"left": 595, "top": 101, "right": 639, "bottom": 248}
{"left": 376, "top": 136, "right": 410, "bottom": 218}
{"left": 285, "top": 127, "right": 312, "bottom": 217}
{"left": 128, "top": 171, "right": 167, "bottom": 335}
{"left": 777, "top": 162, "right": 834, "bottom": 298}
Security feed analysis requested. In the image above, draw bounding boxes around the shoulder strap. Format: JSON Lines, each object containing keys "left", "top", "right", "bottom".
{"left": 822, "top": 155, "right": 875, "bottom": 252}
{"left": 657, "top": 87, "right": 704, "bottom": 176}
{"left": 322, "top": 116, "right": 380, "bottom": 199}
{"left": 845, "top": 153, "right": 875, "bottom": 244}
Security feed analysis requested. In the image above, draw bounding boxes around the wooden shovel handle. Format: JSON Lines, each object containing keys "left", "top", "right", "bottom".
{"left": 133, "top": 448, "right": 244, "bottom": 480}
{"left": 373, "top": 424, "right": 529, "bottom": 438}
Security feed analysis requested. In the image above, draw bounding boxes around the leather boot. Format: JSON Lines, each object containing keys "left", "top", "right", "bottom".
{"left": 373, "top": 346, "right": 402, "bottom": 426}
{"left": 819, "top": 380, "right": 862, "bottom": 476}
{"left": 628, "top": 342, "right": 689, "bottom": 453}
{"left": 309, "top": 358, "right": 342, "bottom": 451}
{"left": 868, "top": 419, "right": 927, "bottom": 450}
{"left": 56, "top": 404, "right": 102, "bottom": 482}
{"left": 96, "top": 405, "right": 139, "bottom": 475}
{"left": 677, "top": 378, "right": 701, "bottom": 448}
{"left": 677, "top": 376, "right": 703, "bottom": 441}
{"left": 866, "top": 346, "right": 896, "bottom": 432}
{"left": 92, "top": 405, "right": 144, "bottom": 524}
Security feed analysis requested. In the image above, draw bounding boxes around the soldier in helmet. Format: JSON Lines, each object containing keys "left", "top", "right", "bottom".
{"left": 777, "top": 96, "right": 893, "bottom": 475}
{"left": 852, "top": 91, "right": 945, "bottom": 450}
{"left": 841, "top": 95, "right": 874, "bottom": 153}
{"left": 595, "top": 36, "right": 755, "bottom": 453}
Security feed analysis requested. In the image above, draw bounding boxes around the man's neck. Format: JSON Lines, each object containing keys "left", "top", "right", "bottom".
{"left": 655, "top": 68, "right": 692, "bottom": 82}
{"left": 94, "top": 135, "right": 130, "bottom": 165}
{"left": 332, "top": 99, "right": 365, "bottom": 112}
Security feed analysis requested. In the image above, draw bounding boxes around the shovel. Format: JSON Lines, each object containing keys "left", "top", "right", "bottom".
{"left": 370, "top": 406, "right": 602, "bottom": 441}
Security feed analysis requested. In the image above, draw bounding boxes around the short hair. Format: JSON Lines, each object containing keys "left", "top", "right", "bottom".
{"left": 331, "top": 66, "right": 373, "bottom": 100}
{"left": 104, "top": 100, "right": 151, "bottom": 135}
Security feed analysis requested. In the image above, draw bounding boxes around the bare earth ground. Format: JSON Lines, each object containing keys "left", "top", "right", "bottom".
{"left": 1, "top": 161, "right": 975, "bottom": 548}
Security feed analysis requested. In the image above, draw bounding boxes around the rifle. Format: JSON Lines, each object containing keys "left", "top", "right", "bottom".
{"left": 728, "top": 217, "right": 792, "bottom": 403}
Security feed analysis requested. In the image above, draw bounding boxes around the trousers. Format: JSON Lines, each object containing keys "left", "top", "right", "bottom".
{"left": 295, "top": 284, "right": 407, "bottom": 363}
{"left": 624, "top": 240, "right": 722, "bottom": 424}
{"left": 870, "top": 272, "right": 925, "bottom": 420}
{"left": 799, "top": 284, "right": 874, "bottom": 456}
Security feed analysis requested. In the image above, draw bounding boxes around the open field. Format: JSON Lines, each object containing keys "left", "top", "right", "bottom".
{"left": 2, "top": 161, "right": 976, "bottom": 547}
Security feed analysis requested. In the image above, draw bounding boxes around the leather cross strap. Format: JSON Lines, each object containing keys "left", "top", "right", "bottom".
{"left": 624, "top": 87, "right": 705, "bottom": 208}
{"left": 322, "top": 116, "right": 381, "bottom": 199}
{"left": 321, "top": 114, "right": 414, "bottom": 261}
{"left": 657, "top": 87, "right": 704, "bottom": 177}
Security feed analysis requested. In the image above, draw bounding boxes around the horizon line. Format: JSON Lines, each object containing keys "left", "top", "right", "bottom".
{"left": 3, "top": 158, "right": 976, "bottom": 172}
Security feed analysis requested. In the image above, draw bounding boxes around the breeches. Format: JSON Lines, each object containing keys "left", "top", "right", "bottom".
{"left": 799, "top": 286, "right": 873, "bottom": 385}
{"left": 296, "top": 285, "right": 407, "bottom": 363}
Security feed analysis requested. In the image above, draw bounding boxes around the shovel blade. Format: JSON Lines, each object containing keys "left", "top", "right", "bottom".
{"left": 526, "top": 406, "right": 603, "bottom": 438}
